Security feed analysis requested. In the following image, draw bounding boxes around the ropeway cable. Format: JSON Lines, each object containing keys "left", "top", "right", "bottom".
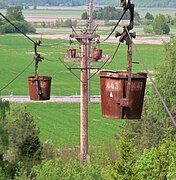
{"left": 125, "top": 26, "right": 176, "bottom": 129}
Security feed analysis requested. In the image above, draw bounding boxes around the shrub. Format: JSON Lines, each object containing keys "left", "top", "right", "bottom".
{"left": 145, "top": 12, "right": 154, "bottom": 20}
{"left": 0, "top": 21, "right": 36, "bottom": 34}
{"left": 152, "top": 14, "right": 170, "bottom": 35}
{"left": 136, "top": 139, "right": 176, "bottom": 179}
{"left": 143, "top": 27, "right": 153, "bottom": 34}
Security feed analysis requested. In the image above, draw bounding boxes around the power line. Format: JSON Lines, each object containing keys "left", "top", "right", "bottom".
{"left": 125, "top": 27, "right": 176, "bottom": 129}
{"left": 58, "top": 58, "right": 83, "bottom": 82}
{"left": 88, "top": 43, "right": 121, "bottom": 80}
{"left": 102, "top": 9, "right": 127, "bottom": 42}
{"left": 0, "top": 13, "right": 36, "bottom": 45}
{"left": 0, "top": 59, "right": 34, "bottom": 93}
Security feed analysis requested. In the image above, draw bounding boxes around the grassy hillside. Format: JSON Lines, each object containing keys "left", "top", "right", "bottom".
{"left": 25, "top": 103, "right": 124, "bottom": 148}
{"left": 0, "top": 35, "right": 164, "bottom": 96}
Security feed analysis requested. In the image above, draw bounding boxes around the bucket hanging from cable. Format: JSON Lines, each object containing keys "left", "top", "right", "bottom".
{"left": 99, "top": 0, "right": 147, "bottom": 119}
{"left": 28, "top": 41, "right": 52, "bottom": 101}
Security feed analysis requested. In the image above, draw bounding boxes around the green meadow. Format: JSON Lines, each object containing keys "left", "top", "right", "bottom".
{"left": 25, "top": 103, "right": 124, "bottom": 149}
{"left": 0, "top": 35, "right": 164, "bottom": 96}
{"left": 0, "top": 35, "right": 165, "bottom": 148}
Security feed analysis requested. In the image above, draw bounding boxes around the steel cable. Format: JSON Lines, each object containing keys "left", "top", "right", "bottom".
{"left": 0, "top": 13, "right": 36, "bottom": 44}
{"left": 58, "top": 57, "right": 83, "bottom": 82}
{"left": 0, "top": 59, "right": 34, "bottom": 93}
{"left": 102, "top": 9, "right": 127, "bottom": 42}
{"left": 125, "top": 27, "right": 176, "bottom": 129}
{"left": 88, "top": 43, "right": 121, "bottom": 80}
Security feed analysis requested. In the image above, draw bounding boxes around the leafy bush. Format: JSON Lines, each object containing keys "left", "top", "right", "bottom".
{"left": 136, "top": 139, "right": 176, "bottom": 179}
{"left": 152, "top": 14, "right": 170, "bottom": 35}
{"left": 31, "top": 159, "right": 62, "bottom": 180}
{"left": 81, "top": 6, "right": 141, "bottom": 22}
{"left": 0, "top": 6, "right": 36, "bottom": 34}
{"left": 56, "top": 19, "right": 77, "bottom": 28}
{"left": 6, "top": 6, "right": 24, "bottom": 21}
{"left": 145, "top": 12, "right": 154, "bottom": 20}
{"left": 102, "top": 132, "right": 139, "bottom": 180}
{"left": 143, "top": 26, "right": 153, "bottom": 34}
{"left": 0, "top": 21, "right": 36, "bottom": 34}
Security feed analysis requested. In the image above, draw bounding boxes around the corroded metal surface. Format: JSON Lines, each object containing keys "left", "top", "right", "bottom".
{"left": 28, "top": 76, "right": 52, "bottom": 101}
{"left": 67, "top": 48, "right": 77, "bottom": 58}
{"left": 92, "top": 48, "right": 102, "bottom": 60}
{"left": 99, "top": 71, "right": 147, "bottom": 119}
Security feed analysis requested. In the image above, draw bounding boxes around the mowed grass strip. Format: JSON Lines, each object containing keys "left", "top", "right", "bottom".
{"left": 25, "top": 103, "right": 124, "bottom": 148}
{"left": 0, "top": 35, "right": 164, "bottom": 96}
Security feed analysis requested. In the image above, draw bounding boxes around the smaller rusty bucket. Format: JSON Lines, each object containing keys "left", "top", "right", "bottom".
{"left": 92, "top": 48, "right": 102, "bottom": 60}
{"left": 99, "top": 71, "right": 147, "bottom": 119}
{"left": 67, "top": 49, "right": 76, "bottom": 58}
{"left": 28, "top": 76, "right": 52, "bottom": 101}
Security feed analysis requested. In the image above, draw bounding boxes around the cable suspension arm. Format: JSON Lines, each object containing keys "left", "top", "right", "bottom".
{"left": 102, "top": 9, "right": 127, "bottom": 42}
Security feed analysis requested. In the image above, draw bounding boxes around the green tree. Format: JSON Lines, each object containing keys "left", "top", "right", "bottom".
{"left": 102, "top": 132, "right": 139, "bottom": 180}
{"left": 152, "top": 14, "right": 170, "bottom": 34}
{"left": 136, "top": 138, "right": 176, "bottom": 179}
{"left": 6, "top": 6, "right": 24, "bottom": 21}
{"left": 171, "top": 13, "right": 176, "bottom": 27}
{"left": 145, "top": 12, "right": 154, "bottom": 20}
{"left": 6, "top": 105, "right": 42, "bottom": 175}
{"left": 0, "top": 100, "right": 9, "bottom": 156}
{"left": 0, "top": 6, "right": 36, "bottom": 34}
{"left": 81, "top": 12, "right": 88, "bottom": 20}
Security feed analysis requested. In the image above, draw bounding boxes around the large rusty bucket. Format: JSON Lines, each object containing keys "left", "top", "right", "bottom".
{"left": 28, "top": 76, "right": 52, "bottom": 101}
{"left": 67, "top": 48, "right": 76, "bottom": 58}
{"left": 92, "top": 48, "right": 102, "bottom": 60}
{"left": 99, "top": 71, "right": 147, "bottom": 119}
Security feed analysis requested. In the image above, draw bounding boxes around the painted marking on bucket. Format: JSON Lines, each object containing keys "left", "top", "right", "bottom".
{"left": 106, "top": 81, "right": 120, "bottom": 91}
{"left": 110, "top": 92, "right": 113, "bottom": 98}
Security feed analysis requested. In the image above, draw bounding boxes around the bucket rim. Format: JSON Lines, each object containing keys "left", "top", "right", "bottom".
{"left": 28, "top": 76, "right": 52, "bottom": 80}
{"left": 99, "top": 70, "right": 147, "bottom": 79}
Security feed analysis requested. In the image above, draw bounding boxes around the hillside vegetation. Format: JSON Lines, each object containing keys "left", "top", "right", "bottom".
{"left": 0, "top": 0, "right": 176, "bottom": 8}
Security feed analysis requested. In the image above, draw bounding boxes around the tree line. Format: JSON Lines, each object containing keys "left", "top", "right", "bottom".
{"left": 0, "top": 0, "right": 176, "bottom": 8}
{"left": 0, "top": 6, "right": 35, "bottom": 34}
{"left": 81, "top": 6, "right": 140, "bottom": 22}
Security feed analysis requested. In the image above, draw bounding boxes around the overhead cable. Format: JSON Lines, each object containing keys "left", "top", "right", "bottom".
{"left": 88, "top": 43, "right": 121, "bottom": 80}
{"left": 0, "top": 59, "right": 34, "bottom": 93}
{"left": 0, "top": 13, "right": 36, "bottom": 44}
{"left": 102, "top": 9, "right": 127, "bottom": 42}
{"left": 125, "top": 27, "right": 176, "bottom": 129}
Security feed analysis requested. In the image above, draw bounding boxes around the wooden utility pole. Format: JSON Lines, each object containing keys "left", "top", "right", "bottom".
{"left": 70, "top": 32, "right": 97, "bottom": 164}
{"left": 87, "top": 0, "right": 93, "bottom": 102}
{"left": 65, "top": 0, "right": 109, "bottom": 163}
{"left": 80, "top": 39, "right": 89, "bottom": 163}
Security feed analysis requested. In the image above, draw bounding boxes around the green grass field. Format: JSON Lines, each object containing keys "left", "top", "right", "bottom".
{"left": 24, "top": 103, "right": 124, "bottom": 148}
{"left": 0, "top": 35, "right": 164, "bottom": 96}
{"left": 0, "top": 8, "right": 85, "bottom": 19}
{"left": 1, "top": 7, "right": 175, "bottom": 18}
{"left": 0, "top": 34, "right": 166, "bottom": 149}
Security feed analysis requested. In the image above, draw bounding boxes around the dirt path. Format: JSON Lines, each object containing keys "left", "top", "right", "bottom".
{"left": 1, "top": 96, "right": 100, "bottom": 103}
{"left": 29, "top": 34, "right": 170, "bottom": 45}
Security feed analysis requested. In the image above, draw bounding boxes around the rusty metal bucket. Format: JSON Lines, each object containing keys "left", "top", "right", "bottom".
{"left": 28, "top": 76, "right": 52, "bottom": 100}
{"left": 92, "top": 48, "right": 102, "bottom": 60}
{"left": 67, "top": 48, "right": 76, "bottom": 58}
{"left": 99, "top": 71, "right": 147, "bottom": 119}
